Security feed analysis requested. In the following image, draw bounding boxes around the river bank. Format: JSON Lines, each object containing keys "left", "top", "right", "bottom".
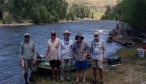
{"left": 0, "top": 18, "right": 101, "bottom": 27}
{"left": 104, "top": 44, "right": 146, "bottom": 84}
{"left": 34, "top": 44, "right": 146, "bottom": 84}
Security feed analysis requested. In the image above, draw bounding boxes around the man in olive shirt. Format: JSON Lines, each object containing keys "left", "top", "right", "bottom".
{"left": 19, "top": 33, "right": 36, "bottom": 84}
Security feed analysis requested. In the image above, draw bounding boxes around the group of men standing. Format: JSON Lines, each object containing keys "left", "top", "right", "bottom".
{"left": 19, "top": 30, "right": 106, "bottom": 84}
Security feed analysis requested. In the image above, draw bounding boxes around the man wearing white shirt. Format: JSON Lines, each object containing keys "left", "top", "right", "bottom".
{"left": 60, "top": 30, "right": 73, "bottom": 81}
{"left": 91, "top": 32, "right": 106, "bottom": 84}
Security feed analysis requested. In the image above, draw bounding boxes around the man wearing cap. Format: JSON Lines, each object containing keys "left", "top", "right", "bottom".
{"left": 46, "top": 31, "right": 61, "bottom": 80}
{"left": 72, "top": 33, "right": 89, "bottom": 84}
{"left": 91, "top": 32, "right": 106, "bottom": 84}
{"left": 60, "top": 30, "right": 74, "bottom": 81}
{"left": 19, "top": 33, "right": 36, "bottom": 84}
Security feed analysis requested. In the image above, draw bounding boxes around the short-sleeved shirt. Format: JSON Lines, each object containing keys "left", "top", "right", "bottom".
{"left": 91, "top": 40, "right": 106, "bottom": 61}
{"left": 20, "top": 40, "right": 35, "bottom": 60}
{"left": 72, "top": 41, "right": 88, "bottom": 61}
{"left": 48, "top": 38, "right": 61, "bottom": 60}
{"left": 60, "top": 39, "right": 73, "bottom": 59}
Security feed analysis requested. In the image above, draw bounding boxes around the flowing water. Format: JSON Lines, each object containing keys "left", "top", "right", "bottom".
{"left": 0, "top": 20, "right": 122, "bottom": 84}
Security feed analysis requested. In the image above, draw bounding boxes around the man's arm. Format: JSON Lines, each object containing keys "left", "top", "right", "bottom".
{"left": 31, "top": 42, "right": 37, "bottom": 65}
{"left": 90, "top": 41, "right": 93, "bottom": 54}
{"left": 102, "top": 42, "right": 107, "bottom": 59}
{"left": 19, "top": 42, "right": 24, "bottom": 67}
{"left": 19, "top": 42, "right": 24, "bottom": 58}
{"left": 32, "top": 42, "right": 36, "bottom": 60}
{"left": 46, "top": 44, "right": 49, "bottom": 60}
{"left": 102, "top": 41, "right": 107, "bottom": 63}
{"left": 71, "top": 42, "right": 76, "bottom": 60}
{"left": 58, "top": 39, "right": 62, "bottom": 60}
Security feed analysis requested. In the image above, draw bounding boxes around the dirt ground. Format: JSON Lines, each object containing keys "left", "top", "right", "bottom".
{"left": 34, "top": 45, "right": 146, "bottom": 84}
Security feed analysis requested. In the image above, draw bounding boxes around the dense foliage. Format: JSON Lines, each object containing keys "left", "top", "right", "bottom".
{"left": 0, "top": 0, "right": 68, "bottom": 24}
{"left": 101, "top": 0, "right": 146, "bottom": 31}
{"left": 67, "top": 4, "right": 91, "bottom": 20}
{"left": 0, "top": 0, "right": 92, "bottom": 24}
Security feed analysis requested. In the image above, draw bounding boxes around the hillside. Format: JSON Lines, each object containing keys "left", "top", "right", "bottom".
{"left": 66, "top": 0, "right": 121, "bottom": 19}
{"left": 66, "top": 0, "right": 120, "bottom": 10}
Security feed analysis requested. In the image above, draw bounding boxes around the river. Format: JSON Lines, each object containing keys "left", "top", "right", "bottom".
{"left": 0, "top": 20, "right": 122, "bottom": 84}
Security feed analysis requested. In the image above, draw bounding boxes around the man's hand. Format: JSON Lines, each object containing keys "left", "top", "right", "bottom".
{"left": 46, "top": 55, "right": 49, "bottom": 61}
{"left": 102, "top": 58, "right": 107, "bottom": 64}
{"left": 31, "top": 60, "right": 36, "bottom": 65}
{"left": 58, "top": 57, "right": 61, "bottom": 60}
{"left": 19, "top": 58, "right": 24, "bottom": 68}
{"left": 83, "top": 51, "right": 88, "bottom": 57}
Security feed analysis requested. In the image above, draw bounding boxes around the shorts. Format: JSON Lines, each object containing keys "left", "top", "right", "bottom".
{"left": 92, "top": 59, "right": 103, "bottom": 69}
{"left": 23, "top": 59, "right": 37, "bottom": 73}
{"left": 49, "top": 60, "right": 61, "bottom": 69}
{"left": 75, "top": 60, "right": 88, "bottom": 70}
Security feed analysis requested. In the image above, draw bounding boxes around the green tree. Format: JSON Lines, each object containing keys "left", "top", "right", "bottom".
{"left": 39, "top": 6, "right": 50, "bottom": 23}
{"left": 29, "top": 7, "right": 41, "bottom": 24}
{"left": 51, "top": 10, "right": 59, "bottom": 22}
{"left": 1, "top": 0, "right": 68, "bottom": 24}
{"left": 102, "top": 0, "right": 146, "bottom": 31}
{"left": 91, "top": 12, "right": 94, "bottom": 19}
{"left": 66, "top": 12, "right": 75, "bottom": 21}
{"left": 0, "top": 0, "right": 4, "bottom": 20}
{"left": 69, "top": 4, "right": 91, "bottom": 19}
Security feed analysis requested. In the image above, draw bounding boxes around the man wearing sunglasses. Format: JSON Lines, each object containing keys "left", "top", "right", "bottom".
{"left": 19, "top": 33, "right": 36, "bottom": 84}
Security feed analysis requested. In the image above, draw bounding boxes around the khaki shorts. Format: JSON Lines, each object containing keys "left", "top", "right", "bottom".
{"left": 92, "top": 59, "right": 103, "bottom": 69}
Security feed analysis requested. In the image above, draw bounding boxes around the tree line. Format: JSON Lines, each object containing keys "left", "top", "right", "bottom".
{"left": 101, "top": 0, "right": 146, "bottom": 31}
{"left": 0, "top": 0, "right": 91, "bottom": 24}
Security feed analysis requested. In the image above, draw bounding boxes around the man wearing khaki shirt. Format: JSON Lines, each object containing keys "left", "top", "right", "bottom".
{"left": 46, "top": 31, "right": 61, "bottom": 80}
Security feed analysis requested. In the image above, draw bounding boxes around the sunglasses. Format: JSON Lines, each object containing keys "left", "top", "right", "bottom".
{"left": 24, "top": 36, "right": 29, "bottom": 38}
{"left": 94, "top": 35, "right": 99, "bottom": 36}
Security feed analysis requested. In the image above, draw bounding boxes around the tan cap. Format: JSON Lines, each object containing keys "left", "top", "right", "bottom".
{"left": 63, "top": 30, "right": 71, "bottom": 35}
{"left": 94, "top": 31, "right": 100, "bottom": 35}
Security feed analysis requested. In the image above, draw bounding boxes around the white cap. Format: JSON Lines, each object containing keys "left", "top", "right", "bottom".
{"left": 24, "top": 33, "right": 30, "bottom": 36}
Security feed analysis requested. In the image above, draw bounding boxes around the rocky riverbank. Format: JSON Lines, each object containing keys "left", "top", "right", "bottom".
{"left": 107, "top": 22, "right": 145, "bottom": 46}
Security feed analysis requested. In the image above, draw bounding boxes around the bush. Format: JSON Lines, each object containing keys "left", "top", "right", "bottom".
{"left": 2, "top": 12, "right": 13, "bottom": 24}
{"left": 66, "top": 12, "right": 75, "bottom": 21}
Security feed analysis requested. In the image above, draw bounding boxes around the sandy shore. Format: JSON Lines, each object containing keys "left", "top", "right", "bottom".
{"left": 0, "top": 23, "right": 34, "bottom": 27}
